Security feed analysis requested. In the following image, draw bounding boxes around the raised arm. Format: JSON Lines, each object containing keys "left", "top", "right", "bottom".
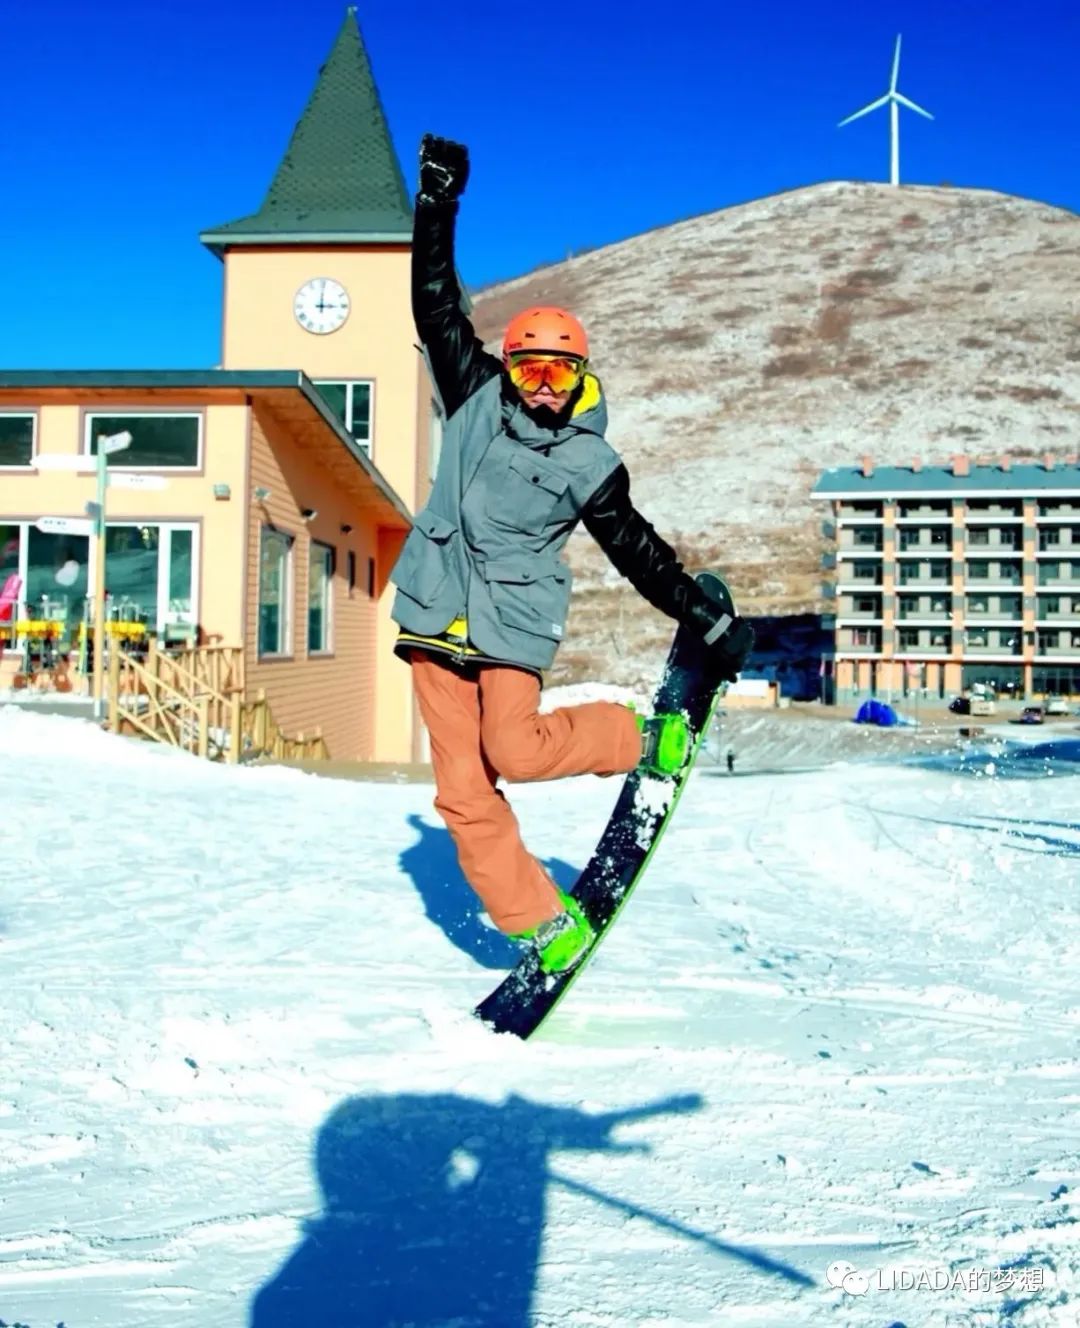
{"left": 580, "top": 464, "right": 755, "bottom": 679}
{"left": 413, "top": 135, "right": 501, "bottom": 419}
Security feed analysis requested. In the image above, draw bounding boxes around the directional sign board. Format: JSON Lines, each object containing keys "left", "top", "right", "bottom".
{"left": 32, "top": 454, "right": 95, "bottom": 473}
{"left": 100, "top": 431, "right": 133, "bottom": 456}
{"left": 35, "top": 517, "right": 94, "bottom": 537}
{"left": 107, "top": 472, "right": 168, "bottom": 491}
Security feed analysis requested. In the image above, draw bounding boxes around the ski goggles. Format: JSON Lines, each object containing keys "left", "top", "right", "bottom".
{"left": 506, "top": 353, "right": 586, "bottom": 395}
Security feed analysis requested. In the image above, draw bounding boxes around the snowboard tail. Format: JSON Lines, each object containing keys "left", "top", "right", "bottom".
{"left": 473, "top": 571, "right": 734, "bottom": 1040}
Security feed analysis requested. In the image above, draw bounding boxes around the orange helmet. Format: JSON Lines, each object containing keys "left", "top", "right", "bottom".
{"left": 502, "top": 306, "right": 589, "bottom": 361}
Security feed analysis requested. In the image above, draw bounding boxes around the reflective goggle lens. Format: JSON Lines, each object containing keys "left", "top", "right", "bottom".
{"left": 507, "top": 354, "right": 585, "bottom": 394}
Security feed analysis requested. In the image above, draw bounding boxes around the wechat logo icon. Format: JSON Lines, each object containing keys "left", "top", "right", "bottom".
{"left": 827, "top": 1260, "right": 870, "bottom": 1296}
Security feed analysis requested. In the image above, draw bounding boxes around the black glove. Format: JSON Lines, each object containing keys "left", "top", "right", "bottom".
{"left": 418, "top": 133, "right": 470, "bottom": 204}
{"left": 706, "top": 613, "right": 754, "bottom": 682}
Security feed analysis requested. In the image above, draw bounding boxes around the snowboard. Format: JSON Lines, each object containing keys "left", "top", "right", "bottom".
{"left": 474, "top": 570, "right": 737, "bottom": 1040}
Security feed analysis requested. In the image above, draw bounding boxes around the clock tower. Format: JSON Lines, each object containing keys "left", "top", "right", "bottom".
{"left": 200, "top": 6, "right": 424, "bottom": 511}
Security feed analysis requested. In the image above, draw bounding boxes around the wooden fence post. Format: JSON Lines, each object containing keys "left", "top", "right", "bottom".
{"left": 197, "top": 694, "right": 210, "bottom": 759}
{"left": 107, "top": 646, "right": 121, "bottom": 731}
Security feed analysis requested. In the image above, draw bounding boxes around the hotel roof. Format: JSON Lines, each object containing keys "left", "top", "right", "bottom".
{"left": 813, "top": 461, "right": 1080, "bottom": 497}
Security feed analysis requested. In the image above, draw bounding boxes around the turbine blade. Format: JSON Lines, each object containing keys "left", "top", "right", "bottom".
{"left": 838, "top": 93, "right": 890, "bottom": 127}
{"left": 894, "top": 92, "right": 934, "bottom": 120}
{"left": 891, "top": 34, "right": 902, "bottom": 92}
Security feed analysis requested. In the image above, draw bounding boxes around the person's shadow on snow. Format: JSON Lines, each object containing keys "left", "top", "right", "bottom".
{"left": 250, "top": 1090, "right": 705, "bottom": 1328}
{"left": 399, "top": 813, "right": 580, "bottom": 968}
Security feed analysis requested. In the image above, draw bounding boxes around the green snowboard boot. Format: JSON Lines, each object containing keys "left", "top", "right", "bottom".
{"left": 635, "top": 711, "right": 692, "bottom": 777}
{"left": 511, "top": 890, "right": 596, "bottom": 975}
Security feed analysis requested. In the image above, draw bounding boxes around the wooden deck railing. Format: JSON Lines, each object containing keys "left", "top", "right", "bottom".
{"left": 107, "top": 643, "right": 328, "bottom": 763}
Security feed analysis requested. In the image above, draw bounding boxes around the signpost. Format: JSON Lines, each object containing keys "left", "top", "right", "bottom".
{"left": 90, "top": 432, "right": 133, "bottom": 719}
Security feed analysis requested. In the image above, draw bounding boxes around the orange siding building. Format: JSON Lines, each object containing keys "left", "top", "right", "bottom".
{"left": 0, "top": 12, "right": 433, "bottom": 761}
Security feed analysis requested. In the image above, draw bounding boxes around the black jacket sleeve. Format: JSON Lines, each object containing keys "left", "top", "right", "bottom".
{"left": 580, "top": 463, "right": 734, "bottom": 642}
{"left": 412, "top": 197, "right": 502, "bottom": 419}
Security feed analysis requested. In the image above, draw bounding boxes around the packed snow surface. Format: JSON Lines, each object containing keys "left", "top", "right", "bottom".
{"left": 2, "top": 704, "right": 1079, "bottom": 1326}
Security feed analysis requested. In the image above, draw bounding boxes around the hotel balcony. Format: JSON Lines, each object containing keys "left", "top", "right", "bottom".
{"left": 1037, "top": 631, "right": 1080, "bottom": 655}
{"left": 836, "top": 502, "right": 885, "bottom": 521}
{"left": 896, "top": 501, "right": 952, "bottom": 524}
{"left": 1038, "top": 531, "right": 1080, "bottom": 552}
{"left": 1038, "top": 501, "right": 1080, "bottom": 520}
{"left": 838, "top": 529, "right": 884, "bottom": 553}
{"left": 966, "top": 595, "right": 1023, "bottom": 621}
{"left": 837, "top": 628, "right": 882, "bottom": 653}
{"left": 896, "top": 593, "right": 951, "bottom": 621}
{"left": 965, "top": 500, "right": 1023, "bottom": 523}
{"left": 965, "top": 566, "right": 1023, "bottom": 589}
{"left": 896, "top": 630, "right": 952, "bottom": 653}
{"left": 897, "top": 532, "right": 953, "bottom": 554}
{"left": 898, "top": 562, "right": 951, "bottom": 587}
{"left": 963, "top": 633, "right": 1023, "bottom": 657}
{"left": 965, "top": 533, "right": 1023, "bottom": 552}
{"left": 1036, "top": 564, "right": 1080, "bottom": 587}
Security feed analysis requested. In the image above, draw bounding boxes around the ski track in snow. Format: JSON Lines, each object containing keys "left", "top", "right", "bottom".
{"left": 1, "top": 705, "right": 1079, "bottom": 1327}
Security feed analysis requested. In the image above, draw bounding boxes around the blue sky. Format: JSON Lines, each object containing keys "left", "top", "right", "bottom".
{"left": 1, "top": 0, "right": 1076, "bottom": 369}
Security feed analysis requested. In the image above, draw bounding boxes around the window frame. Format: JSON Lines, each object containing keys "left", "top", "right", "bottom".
{"left": 83, "top": 410, "right": 203, "bottom": 471}
{"left": 258, "top": 525, "right": 294, "bottom": 660}
{"left": 0, "top": 411, "right": 37, "bottom": 470}
{"left": 312, "top": 379, "right": 375, "bottom": 455}
{"left": 307, "top": 539, "right": 335, "bottom": 657}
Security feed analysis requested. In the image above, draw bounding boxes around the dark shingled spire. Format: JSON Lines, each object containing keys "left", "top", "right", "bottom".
{"left": 200, "top": 7, "right": 412, "bottom": 257}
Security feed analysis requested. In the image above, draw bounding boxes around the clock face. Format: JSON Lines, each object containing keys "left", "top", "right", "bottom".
{"left": 294, "top": 277, "right": 350, "bottom": 334}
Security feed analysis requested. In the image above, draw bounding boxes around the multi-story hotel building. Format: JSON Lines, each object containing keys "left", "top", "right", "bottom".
{"left": 812, "top": 455, "right": 1080, "bottom": 703}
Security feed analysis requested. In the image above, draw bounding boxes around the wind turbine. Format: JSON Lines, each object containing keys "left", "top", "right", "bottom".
{"left": 839, "top": 35, "right": 934, "bottom": 186}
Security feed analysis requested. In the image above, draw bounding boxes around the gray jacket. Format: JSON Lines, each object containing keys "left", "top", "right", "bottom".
{"left": 390, "top": 374, "right": 619, "bottom": 671}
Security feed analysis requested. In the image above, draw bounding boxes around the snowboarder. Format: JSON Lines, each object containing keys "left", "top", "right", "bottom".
{"left": 390, "top": 134, "right": 753, "bottom": 975}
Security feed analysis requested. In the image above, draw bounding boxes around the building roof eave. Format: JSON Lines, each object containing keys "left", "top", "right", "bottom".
{"left": 0, "top": 369, "right": 413, "bottom": 531}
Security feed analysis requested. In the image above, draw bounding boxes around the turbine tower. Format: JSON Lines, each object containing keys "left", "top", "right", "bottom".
{"left": 839, "top": 35, "right": 933, "bottom": 186}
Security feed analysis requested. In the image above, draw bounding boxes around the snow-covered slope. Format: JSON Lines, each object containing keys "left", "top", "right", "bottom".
{"left": 2, "top": 707, "right": 1079, "bottom": 1326}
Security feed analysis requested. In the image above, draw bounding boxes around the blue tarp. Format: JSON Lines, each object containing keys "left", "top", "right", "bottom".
{"left": 854, "top": 699, "right": 899, "bottom": 727}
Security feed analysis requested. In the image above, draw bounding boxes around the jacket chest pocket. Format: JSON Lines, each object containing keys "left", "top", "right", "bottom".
{"left": 484, "top": 558, "right": 572, "bottom": 641}
{"left": 502, "top": 451, "right": 570, "bottom": 534}
{"left": 391, "top": 512, "right": 456, "bottom": 607}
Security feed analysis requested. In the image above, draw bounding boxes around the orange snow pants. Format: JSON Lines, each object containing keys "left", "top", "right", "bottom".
{"left": 410, "top": 651, "right": 642, "bottom": 935}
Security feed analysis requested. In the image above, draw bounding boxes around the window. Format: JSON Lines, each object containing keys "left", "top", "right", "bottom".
{"left": 313, "top": 381, "right": 373, "bottom": 453}
{"left": 898, "top": 628, "right": 921, "bottom": 650}
{"left": 259, "top": 528, "right": 293, "bottom": 656}
{"left": 105, "top": 526, "right": 160, "bottom": 623}
{"left": 347, "top": 550, "right": 357, "bottom": 596}
{"left": 0, "top": 414, "right": 34, "bottom": 467}
{"left": 968, "top": 563, "right": 989, "bottom": 580}
{"left": 968, "top": 528, "right": 989, "bottom": 546}
{"left": 167, "top": 529, "right": 194, "bottom": 621}
{"left": 308, "top": 541, "right": 334, "bottom": 653}
{"left": 855, "top": 596, "right": 877, "bottom": 614}
{"left": 26, "top": 527, "right": 89, "bottom": 621}
{"left": 86, "top": 413, "right": 200, "bottom": 468}
{"left": 852, "top": 562, "right": 878, "bottom": 582}
{"left": 1041, "top": 528, "right": 1062, "bottom": 549}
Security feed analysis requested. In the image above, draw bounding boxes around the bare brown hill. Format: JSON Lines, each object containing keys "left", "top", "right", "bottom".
{"left": 471, "top": 181, "right": 1080, "bottom": 687}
